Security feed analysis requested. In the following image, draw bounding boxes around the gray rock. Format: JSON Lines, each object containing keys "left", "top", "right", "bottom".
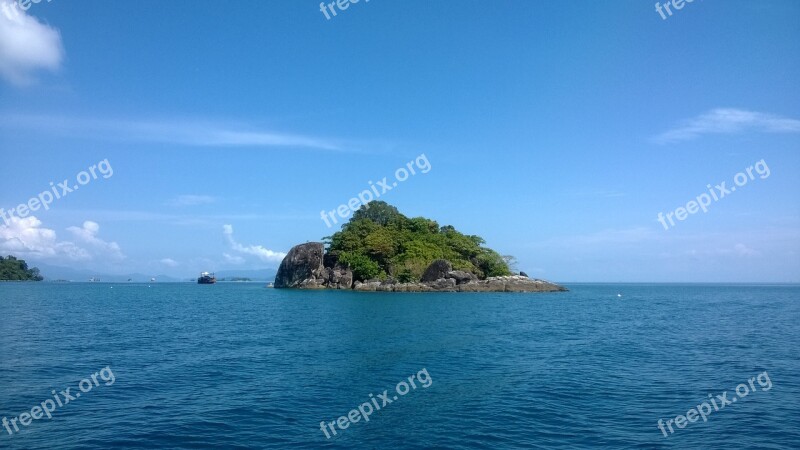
{"left": 326, "top": 263, "right": 353, "bottom": 289}
{"left": 274, "top": 242, "right": 325, "bottom": 288}
{"left": 446, "top": 270, "right": 477, "bottom": 284}
{"left": 353, "top": 280, "right": 381, "bottom": 292}
{"left": 275, "top": 242, "right": 353, "bottom": 289}
{"left": 428, "top": 278, "right": 457, "bottom": 291}
{"left": 421, "top": 259, "right": 452, "bottom": 282}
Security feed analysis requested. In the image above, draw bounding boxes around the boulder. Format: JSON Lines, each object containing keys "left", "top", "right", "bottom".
{"left": 519, "top": 271, "right": 529, "bottom": 278}
{"left": 421, "top": 259, "right": 452, "bottom": 282}
{"left": 326, "top": 263, "right": 353, "bottom": 289}
{"left": 428, "top": 278, "right": 457, "bottom": 291}
{"left": 446, "top": 270, "right": 477, "bottom": 284}
{"left": 275, "top": 242, "right": 353, "bottom": 289}
{"left": 353, "top": 280, "right": 381, "bottom": 292}
{"left": 274, "top": 242, "right": 325, "bottom": 288}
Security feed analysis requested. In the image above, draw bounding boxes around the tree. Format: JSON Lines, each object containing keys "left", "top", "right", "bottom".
{"left": 338, "top": 252, "right": 383, "bottom": 281}
{"left": 325, "top": 202, "right": 513, "bottom": 282}
{"left": 352, "top": 201, "right": 402, "bottom": 226}
{"left": 0, "top": 255, "right": 44, "bottom": 281}
{"left": 502, "top": 255, "right": 519, "bottom": 273}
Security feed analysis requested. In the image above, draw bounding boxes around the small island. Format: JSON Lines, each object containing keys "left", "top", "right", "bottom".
{"left": 0, "top": 255, "right": 44, "bottom": 281}
{"left": 275, "top": 202, "right": 566, "bottom": 292}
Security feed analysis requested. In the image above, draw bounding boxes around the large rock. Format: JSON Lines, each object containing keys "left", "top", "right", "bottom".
{"left": 463, "top": 275, "right": 567, "bottom": 293}
{"left": 428, "top": 278, "right": 457, "bottom": 291}
{"left": 353, "top": 280, "right": 381, "bottom": 292}
{"left": 274, "top": 243, "right": 353, "bottom": 289}
{"left": 446, "top": 270, "right": 477, "bottom": 284}
{"left": 326, "top": 263, "right": 353, "bottom": 289}
{"left": 421, "top": 259, "right": 452, "bottom": 282}
{"left": 274, "top": 243, "right": 325, "bottom": 288}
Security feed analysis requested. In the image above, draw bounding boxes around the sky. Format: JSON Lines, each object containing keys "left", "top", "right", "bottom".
{"left": 0, "top": 0, "right": 798, "bottom": 282}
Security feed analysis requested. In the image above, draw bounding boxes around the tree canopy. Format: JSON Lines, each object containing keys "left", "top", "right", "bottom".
{"left": 0, "top": 256, "right": 44, "bottom": 281}
{"left": 324, "top": 201, "right": 512, "bottom": 282}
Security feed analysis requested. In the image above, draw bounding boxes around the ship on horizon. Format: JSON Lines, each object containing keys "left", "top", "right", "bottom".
{"left": 197, "top": 272, "right": 216, "bottom": 284}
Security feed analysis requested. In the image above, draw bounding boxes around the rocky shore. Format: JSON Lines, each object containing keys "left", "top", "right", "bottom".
{"left": 274, "top": 242, "right": 566, "bottom": 293}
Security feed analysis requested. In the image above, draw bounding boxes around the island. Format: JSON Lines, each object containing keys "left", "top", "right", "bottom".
{"left": 274, "top": 202, "right": 566, "bottom": 293}
{"left": 0, "top": 256, "right": 44, "bottom": 281}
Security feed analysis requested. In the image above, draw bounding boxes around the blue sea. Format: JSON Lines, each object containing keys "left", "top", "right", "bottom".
{"left": 1, "top": 283, "right": 798, "bottom": 449}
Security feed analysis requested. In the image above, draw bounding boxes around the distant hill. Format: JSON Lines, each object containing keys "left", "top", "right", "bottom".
{"left": 214, "top": 269, "right": 277, "bottom": 282}
{"left": 29, "top": 262, "right": 181, "bottom": 282}
{"left": 26, "top": 262, "right": 278, "bottom": 283}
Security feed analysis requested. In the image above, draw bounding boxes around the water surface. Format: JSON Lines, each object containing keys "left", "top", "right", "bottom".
{"left": 1, "top": 283, "right": 798, "bottom": 448}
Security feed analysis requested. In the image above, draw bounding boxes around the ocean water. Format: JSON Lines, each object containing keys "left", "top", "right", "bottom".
{"left": 0, "top": 282, "right": 798, "bottom": 449}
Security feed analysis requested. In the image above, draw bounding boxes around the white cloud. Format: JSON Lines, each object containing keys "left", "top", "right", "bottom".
{"left": 66, "top": 220, "right": 125, "bottom": 261}
{"left": 0, "top": 216, "right": 88, "bottom": 260}
{"left": 166, "top": 195, "right": 218, "bottom": 207}
{"left": 0, "top": 0, "right": 64, "bottom": 86}
{"left": 4, "top": 115, "right": 344, "bottom": 151}
{"left": 654, "top": 108, "right": 800, "bottom": 144}
{"left": 160, "top": 258, "right": 179, "bottom": 267}
{"left": 222, "top": 224, "right": 286, "bottom": 263}
{"left": 56, "top": 209, "right": 316, "bottom": 223}
{"left": 222, "top": 253, "right": 245, "bottom": 265}
{"left": 733, "top": 243, "right": 759, "bottom": 257}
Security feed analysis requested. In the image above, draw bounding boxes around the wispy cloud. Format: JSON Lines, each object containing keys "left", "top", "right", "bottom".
{"left": 160, "top": 258, "right": 179, "bottom": 267}
{"left": 3, "top": 115, "right": 346, "bottom": 151}
{"left": 222, "top": 253, "right": 245, "bottom": 265}
{"left": 166, "top": 195, "right": 218, "bottom": 207}
{"left": 0, "top": 0, "right": 64, "bottom": 86}
{"left": 222, "top": 224, "right": 286, "bottom": 263}
{"left": 653, "top": 108, "right": 800, "bottom": 144}
{"left": 59, "top": 209, "right": 316, "bottom": 224}
{"left": 566, "top": 189, "right": 627, "bottom": 199}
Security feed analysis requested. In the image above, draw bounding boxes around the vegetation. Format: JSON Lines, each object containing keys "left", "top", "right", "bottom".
{"left": 0, "top": 256, "right": 44, "bottom": 281}
{"left": 324, "top": 202, "right": 512, "bottom": 283}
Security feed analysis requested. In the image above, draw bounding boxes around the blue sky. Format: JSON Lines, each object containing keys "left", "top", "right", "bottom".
{"left": 1, "top": 0, "right": 798, "bottom": 282}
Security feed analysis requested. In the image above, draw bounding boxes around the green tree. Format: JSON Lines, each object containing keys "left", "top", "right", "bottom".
{"left": 338, "top": 252, "right": 383, "bottom": 281}
{"left": 352, "top": 201, "right": 402, "bottom": 226}
{"left": 325, "top": 202, "right": 512, "bottom": 282}
{"left": 0, "top": 256, "right": 44, "bottom": 281}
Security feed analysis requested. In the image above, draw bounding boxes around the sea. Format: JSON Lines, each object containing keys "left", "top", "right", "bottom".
{"left": 1, "top": 282, "right": 798, "bottom": 449}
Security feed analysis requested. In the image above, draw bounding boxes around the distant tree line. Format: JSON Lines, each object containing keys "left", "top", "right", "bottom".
{"left": 0, "top": 256, "right": 44, "bottom": 281}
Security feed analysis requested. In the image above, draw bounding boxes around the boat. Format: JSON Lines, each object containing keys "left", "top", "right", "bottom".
{"left": 266, "top": 282, "right": 274, "bottom": 288}
{"left": 197, "top": 272, "right": 216, "bottom": 284}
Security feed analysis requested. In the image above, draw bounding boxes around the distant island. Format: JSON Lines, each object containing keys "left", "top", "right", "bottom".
{"left": 275, "top": 202, "right": 566, "bottom": 292}
{"left": 0, "top": 256, "right": 44, "bottom": 281}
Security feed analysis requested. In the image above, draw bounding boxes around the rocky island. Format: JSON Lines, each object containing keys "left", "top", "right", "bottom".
{"left": 0, "top": 256, "right": 43, "bottom": 281}
{"left": 275, "top": 202, "right": 566, "bottom": 293}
